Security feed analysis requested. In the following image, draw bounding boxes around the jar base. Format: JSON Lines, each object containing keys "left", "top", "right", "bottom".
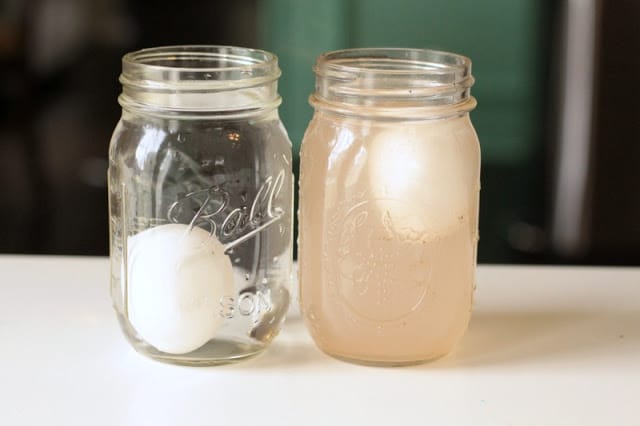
{"left": 319, "top": 347, "right": 451, "bottom": 367}
{"left": 117, "top": 316, "right": 270, "bottom": 366}
{"left": 126, "top": 334, "right": 267, "bottom": 366}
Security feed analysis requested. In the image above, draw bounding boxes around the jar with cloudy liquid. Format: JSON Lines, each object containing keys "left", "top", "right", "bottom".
{"left": 108, "top": 46, "right": 293, "bottom": 365}
{"left": 299, "top": 48, "right": 480, "bottom": 365}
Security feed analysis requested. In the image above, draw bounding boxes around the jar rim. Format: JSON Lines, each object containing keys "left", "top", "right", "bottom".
{"left": 315, "top": 47, "right": 472, "bottom": 79}
{"left": 121, "top": 45, "right": 281, "bottom": 90}
{"left": 124, "top": 45, "right": 277, "bottom": 72}
{"left": 119, "top": 45, "right": 282, "bottom": 118}
{"left": 312, "top": 47, "right": 475, "bottom": 116}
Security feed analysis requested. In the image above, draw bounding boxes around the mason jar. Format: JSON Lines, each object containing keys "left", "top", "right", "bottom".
{"left": 298, "top": 48, "right": 481, "bottom": 365}
{"left": 108, "top": 46, "right": 293, "bottom": 365}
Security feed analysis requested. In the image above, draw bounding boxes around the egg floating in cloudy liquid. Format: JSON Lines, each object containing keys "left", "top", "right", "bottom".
{"left": 367, "top": 124, "right": 472, "bottom": 236}
{"left": 126, "top": 223, "right": 234, "bottom": 354}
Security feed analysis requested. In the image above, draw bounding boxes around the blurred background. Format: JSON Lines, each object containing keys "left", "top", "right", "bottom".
{"left": 0, "top": 0, "right": 638, "bottom": 264}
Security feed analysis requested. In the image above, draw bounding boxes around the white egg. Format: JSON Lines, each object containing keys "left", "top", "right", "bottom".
{"left": 368, "top": 124, "right": 470, "bottom": 235}
{"left": 126, "top": 224, "right": 234, "bottom": 354}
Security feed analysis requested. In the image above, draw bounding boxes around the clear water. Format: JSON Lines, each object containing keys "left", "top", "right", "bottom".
{"left": 108, "top": 111, "right": 293, "bottom": 365}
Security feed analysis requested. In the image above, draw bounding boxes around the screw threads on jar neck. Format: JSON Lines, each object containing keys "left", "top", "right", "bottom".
{"left": 119, "top": 45, "right": 282, "bottom": 119}
{"left": 311, "top": 48, "right": 476, "bottom": 119}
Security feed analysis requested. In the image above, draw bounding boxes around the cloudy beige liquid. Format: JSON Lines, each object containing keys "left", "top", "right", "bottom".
{"left": 299, "top": 111, "right": 480, "bottom": 365}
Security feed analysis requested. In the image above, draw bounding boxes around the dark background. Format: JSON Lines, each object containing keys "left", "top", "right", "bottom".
{"left": 1, "top": 0, "right": 639, "bottom": 264}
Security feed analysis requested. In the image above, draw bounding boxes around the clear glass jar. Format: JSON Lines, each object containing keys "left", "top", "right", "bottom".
{"left": 299, "top": 48, "right": 480, "bottom": 366}
{"left": 108, "top": 46, "right": 293, "bottom": 365}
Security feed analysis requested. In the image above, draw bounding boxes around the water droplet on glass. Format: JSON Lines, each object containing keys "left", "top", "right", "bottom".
{"left": 214, "top": 155, "right": 224, "bottom": 166}
{"left": 261, "top": 278, "right": 268, "bottom": 285}
{"left": 201, "top": 159, "right": 212, "bottom": 168}
{"left": 272, "top": 256, "right": 279, "bottom": 264}
{"left": 234, "top": 257, "right": 241, "bottom": 264}
{"left": 244, "top": 273, "right": 250, "bottom": 281}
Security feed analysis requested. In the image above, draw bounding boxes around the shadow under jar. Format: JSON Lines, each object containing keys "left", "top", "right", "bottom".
{"left": 298, "top": 48, "right": 481, "bottom": 366}
{"left": 108, "top": 46, "right": 293, "bottom": 365}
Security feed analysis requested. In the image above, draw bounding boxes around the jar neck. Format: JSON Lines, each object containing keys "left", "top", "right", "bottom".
{"left": 310, "top": 48, "right": 476, "bottom": 119}
{"left": 119, "top": 46, "right": 282, "bottom": 119}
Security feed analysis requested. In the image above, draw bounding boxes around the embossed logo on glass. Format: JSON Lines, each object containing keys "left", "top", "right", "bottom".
{"left": 327, "top": 197, "right": 438, "bottom": 323}
{"left": 167, "top": 169, "right": 285, "bottom": 252}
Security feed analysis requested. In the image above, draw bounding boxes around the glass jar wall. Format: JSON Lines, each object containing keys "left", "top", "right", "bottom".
{"left": 298, "top": 48, "right": 480, "bottom": 365}
{"left": 108, "top": 46, "right": 293, "bottom": 365}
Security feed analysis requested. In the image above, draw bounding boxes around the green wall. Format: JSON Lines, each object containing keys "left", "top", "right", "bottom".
{"left": 259, "top": 0, "right": 546, "bottom": 166}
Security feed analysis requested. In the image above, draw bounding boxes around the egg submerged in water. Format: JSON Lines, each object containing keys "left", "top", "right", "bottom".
{"left": 126, "top": 223, "right": 234, "bottom": 354}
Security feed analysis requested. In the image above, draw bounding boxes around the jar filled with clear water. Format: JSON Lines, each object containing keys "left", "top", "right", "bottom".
{"left": 108, "top": 46, "right": 293, "bottom": 365}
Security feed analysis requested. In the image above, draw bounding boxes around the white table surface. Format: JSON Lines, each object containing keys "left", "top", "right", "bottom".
{"left": 0, "top": 256, "right": 638, "bottom": 426}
